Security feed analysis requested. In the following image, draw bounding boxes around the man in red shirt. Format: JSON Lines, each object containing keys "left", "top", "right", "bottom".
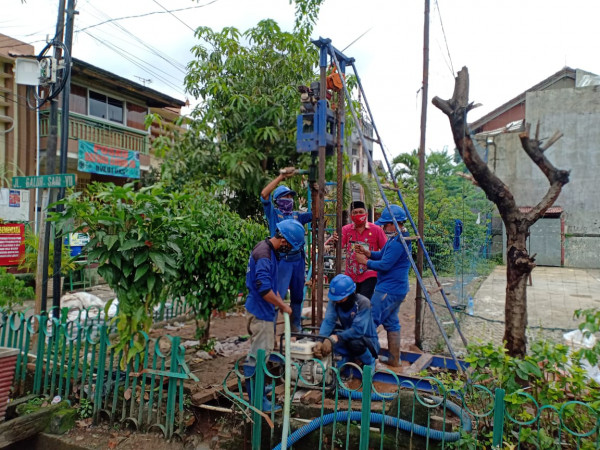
{"left": 328, "top": 201, "right": 387, "bottom": 299}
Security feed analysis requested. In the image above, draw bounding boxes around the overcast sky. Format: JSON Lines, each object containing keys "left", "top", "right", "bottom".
{"left": 4, "top": 0, "right": 600, "bottom": 164}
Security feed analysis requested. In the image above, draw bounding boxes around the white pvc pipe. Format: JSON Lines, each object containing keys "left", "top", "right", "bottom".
{"left": 281, "top": 312, "right": 291, "bottom": 450}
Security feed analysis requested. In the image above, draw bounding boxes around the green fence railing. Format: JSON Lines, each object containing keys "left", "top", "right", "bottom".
{"left": 0, "top": 308, "right": 197, "bottom": 439}
{"left": 225, "top": 352, "right": 600, "bottom": 449}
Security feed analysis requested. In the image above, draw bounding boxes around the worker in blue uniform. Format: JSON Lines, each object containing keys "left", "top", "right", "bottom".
{"left": 315, "top": 274, "right": 380, "bottom": 369}
{"left": 244, "top": 219, "right": 306, "bottom": 412}
{"left": 355, "top": 204, "right": 411, "bottom": 367}
{"left": 261, "top": 167, "right": 312, "bottom": 332}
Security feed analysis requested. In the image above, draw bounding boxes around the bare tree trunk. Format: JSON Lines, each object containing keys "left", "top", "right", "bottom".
{"left": 433, "top": 67, "right": 569, "bottom": 357}
{"left": 505, "top": 226, "right": 532, "bottom": 357}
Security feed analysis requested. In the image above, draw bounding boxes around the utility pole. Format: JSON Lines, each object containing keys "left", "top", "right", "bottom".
{"left": 37, "top": 0, "right": 66, "bottom": 316}
{"left": 415, "top": 0, "right": 430, "bottom": 348}
{"left": 52, "top": 0, "right": 76, "bottom": 314}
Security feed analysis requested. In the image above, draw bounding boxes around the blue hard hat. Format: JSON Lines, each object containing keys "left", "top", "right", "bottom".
{"left": 273, "top": 185, "right": 297, "bottom": 200}
{"left": 375, "top": 204, "right": 407, "bottom": 226}
{"left": 276, "top": 219, "right": 305, "bottom": 251}
{"left": 328, "top": 274, "right": 356, "bottom": 302}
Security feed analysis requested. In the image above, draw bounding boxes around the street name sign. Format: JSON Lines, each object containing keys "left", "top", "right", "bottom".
{"left": 12, "top": 174, "right": 76, "bottom": 189}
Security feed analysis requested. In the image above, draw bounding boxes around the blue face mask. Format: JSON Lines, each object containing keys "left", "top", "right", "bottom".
{"left": 276, "top": 197, "right": 294, "bottom": 214}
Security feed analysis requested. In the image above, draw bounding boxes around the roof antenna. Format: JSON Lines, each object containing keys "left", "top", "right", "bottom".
{"left": 134, "top": 76, "right": 152, "bottom": 86}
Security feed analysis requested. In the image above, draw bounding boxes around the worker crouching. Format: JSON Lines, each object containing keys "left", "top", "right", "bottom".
{"left": 315, "top": 274, "right": 380, "bottom": 370}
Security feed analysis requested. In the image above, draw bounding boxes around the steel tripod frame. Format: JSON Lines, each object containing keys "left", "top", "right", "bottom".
{"left": 316, "top": 39, "right": 467, "bottom": 372}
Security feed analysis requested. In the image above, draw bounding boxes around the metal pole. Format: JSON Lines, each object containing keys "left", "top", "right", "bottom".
{"left": 39, "top": 0, "right": 66, "bottom": 315}
{"left": 52, "top": 0, "right": 76, "bottom": 315}
{"left": 310, "top": 157, "right": 317, "bottom": 328}
{"left": 415, "top": 0, "right": 430, "bottom": 349}
{"left": 335, "top": 77, "right": 344, "bottom": 275}
{"left": 316, "top": 48, "right": 327, "bottom": 325}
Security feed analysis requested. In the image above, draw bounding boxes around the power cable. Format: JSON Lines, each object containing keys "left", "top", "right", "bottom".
{"left": 433, "top": 0, "right": 455, "bottom": 76}
{"left": 76, "top": 0, "right": 220, "bottom": 33}
{"left": 82, "top": 29, "right": 184, "bottom": 85}
{"left": 341, "top": 27, "right": 372, "bottom": 52}
{"left": 151, "top": 0, "right": 196, "bottom": 33}
{"left": 82, "top": 31, "right": 185, "bottom": 96}
{"left": 78, "top": 4, "right": 187, "bottom": 73}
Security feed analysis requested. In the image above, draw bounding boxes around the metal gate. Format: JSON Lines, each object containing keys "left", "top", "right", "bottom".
{"left": 528, "top": 217, "right": 561, "bottom": 266}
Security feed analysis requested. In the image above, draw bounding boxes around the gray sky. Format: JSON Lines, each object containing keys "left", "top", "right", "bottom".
{"left": 4, "top": 0, "right": 600, "bottom": 164}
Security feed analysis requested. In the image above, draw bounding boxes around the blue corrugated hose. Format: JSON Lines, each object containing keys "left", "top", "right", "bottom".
{"left": 272, "top": 396, "right": 471, "bottom": 450}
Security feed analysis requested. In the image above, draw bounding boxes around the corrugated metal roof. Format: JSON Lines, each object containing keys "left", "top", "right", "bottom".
{"left": 519, "top": 206, "right": 563, "bottom": 215}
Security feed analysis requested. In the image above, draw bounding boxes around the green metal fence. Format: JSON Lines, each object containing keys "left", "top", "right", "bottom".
{"left": 225, "top": 351, "right": 600, "bottom": 449}
{"left": 0, "top": 308, "right": 197, "bottom": 439}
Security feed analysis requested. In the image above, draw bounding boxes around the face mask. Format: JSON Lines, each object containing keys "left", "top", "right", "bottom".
{"left": 276, "top": 197, "right": 294, "bottom": 214}
{"left": 339, "top": 295, "right": 356, "bottom": 312}
{"left": 351, "top": 213, "right": 367, "bottom": 226}
{"left": 385, "top": 228, "right": 398, "bottom": 239}
{"left": 278, "top": 242, "right": 292, "bottom": 254}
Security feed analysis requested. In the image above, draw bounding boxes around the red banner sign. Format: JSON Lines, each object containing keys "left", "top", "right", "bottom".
{"left": 0, "top": 224, "right": 25, "bottom": 266}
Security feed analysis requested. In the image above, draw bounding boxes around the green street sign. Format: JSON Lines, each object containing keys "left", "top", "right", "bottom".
{"left": 12, "top": 174, "right": 76, "bottom": 189}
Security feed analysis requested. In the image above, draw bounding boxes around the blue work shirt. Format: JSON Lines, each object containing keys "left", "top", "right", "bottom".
{"left": 319, "top": 293, "right": 380, "bottom": 352}
{"left": 261, "top": 195, "right": 312, "bottom": 237}
{"left": 245, "top": 239, "right": 279, "bottom": 322}
{"left": 366, "top": 231, "right": 412, "bottom": 296}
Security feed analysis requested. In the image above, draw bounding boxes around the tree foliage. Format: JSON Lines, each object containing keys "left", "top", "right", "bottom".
{"left": 154, "top": 2, "right": 323, "bottom": 217}
{"left": 52, "top": 183, "right": 182, "bottom": 362}
{"left": 389, "top": 149, "right": 494, "bottom": 273}
{"left": 167, "top": 189, "right": 267, "bottom": 341}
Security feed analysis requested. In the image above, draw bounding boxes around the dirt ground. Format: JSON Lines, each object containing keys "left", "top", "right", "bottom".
{"left": 42, "top": 276, "right": 472, "bottom": 450}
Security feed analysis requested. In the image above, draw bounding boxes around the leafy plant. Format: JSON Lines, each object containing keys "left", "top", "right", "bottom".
{"left": 0, "top": 267, "right": 34, "bottom": 311}
{"left": 441, "top": 309, "right": 600, "bottom": 449}
{"left": 167, "top": 188, "right": 267, "bottom": 342}
{"left": 50, "top": 182, "right": 182, "bottom": 364}
{"left": 77, "top": 398, "right": 93, "bottom": 419}
{"left": 18, "top": 227, "right": 77, "bottom": 276}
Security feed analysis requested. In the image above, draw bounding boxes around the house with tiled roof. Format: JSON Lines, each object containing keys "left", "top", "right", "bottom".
{"left": 469, "top": 67, "right": 600, "bottom": 268}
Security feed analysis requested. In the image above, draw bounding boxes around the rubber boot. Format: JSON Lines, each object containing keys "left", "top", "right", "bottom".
{"left": 357, "top": 349, "right": 376, "bottom": 370}
{"left": 290, "top": 302, "right": 303, "bottom": 332}
{"left": 243, "top": 365, "right": 281, "bottom": 412}
{"left": 386, "top": 330, "right": 401, "bottom": 367}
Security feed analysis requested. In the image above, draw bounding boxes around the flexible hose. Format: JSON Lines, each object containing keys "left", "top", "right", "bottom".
{"left": 280, "top": 312, "right": 291, "bottom": 450}
{"left": 272, "top": 396, "right": 471, "bottom": 450}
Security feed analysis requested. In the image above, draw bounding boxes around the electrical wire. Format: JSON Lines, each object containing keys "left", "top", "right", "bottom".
{"left": 76, "top": 0, "right": 220, "bottom": 33}
{"left": 433, "top": 0, "right": 455, "bottom": 77}
{"left": 151, "top": 0, "right": 196, "bottom": 33}
{"left": 77, "top": 3, "right": 187, "bottom": 73}
{"left": 82, "top": 31, "right": 185, "bottom": 96}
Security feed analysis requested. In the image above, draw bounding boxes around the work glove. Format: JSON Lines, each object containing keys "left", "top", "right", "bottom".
{"left": 313, "top": 339, "right": 333, "bottom": 359}
{"left": 279, "top": 167, "right": 296, "bottom": 180}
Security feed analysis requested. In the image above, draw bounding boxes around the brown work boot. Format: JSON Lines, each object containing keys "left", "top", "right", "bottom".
{"left": 386, "top": 331, "right": 401, "bottom": 367}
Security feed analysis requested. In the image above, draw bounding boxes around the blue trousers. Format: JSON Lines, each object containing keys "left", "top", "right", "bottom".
{"left": 277, "top": 257, "right": 306, "bottom": 329}
{"left": 371, "top": 291, "right": 406, "bottom": 332}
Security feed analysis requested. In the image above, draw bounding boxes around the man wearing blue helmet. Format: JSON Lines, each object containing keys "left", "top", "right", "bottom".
{"left": 316, "top": 274, "right": 380, "bottom": 369}
{"left": 261, "top": 168, "right": 312, "bottom": 332}
{"left": 355, "top": 204, "right": 411, "bottom": 367}
{"left": 243, "top": 219, "right": 305, "bottom": 412}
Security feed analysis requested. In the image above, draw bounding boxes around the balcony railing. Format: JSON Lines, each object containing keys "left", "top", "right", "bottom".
{"left": 39, "top": 110, "right": 149, "bottom": 155}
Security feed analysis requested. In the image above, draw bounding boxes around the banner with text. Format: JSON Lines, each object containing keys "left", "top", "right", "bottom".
{"left": 0, "top": 223, "right": 24, "bottom": 266}
{"left": 78, "top": 140, "right": 140, "bottom": 178}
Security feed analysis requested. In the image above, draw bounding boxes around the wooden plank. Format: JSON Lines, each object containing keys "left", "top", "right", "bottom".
{"left": 404, "top": 353, "right": 434, "bottom": 376}
{"left": 0, "top": 403, "right": 62, "bottom": 448}
{"left": 191, "top": 377, "right": 240, "bottom": 406}
{"left": 427, "top": 286, "right": 443, "bottom": 296}
{"left": 403, "top": 235, "right": 421, "bottom": 241}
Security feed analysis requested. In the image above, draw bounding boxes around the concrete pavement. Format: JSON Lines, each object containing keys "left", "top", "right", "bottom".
{"left": 446, "top": 265, "right": 600, "bottom": 355}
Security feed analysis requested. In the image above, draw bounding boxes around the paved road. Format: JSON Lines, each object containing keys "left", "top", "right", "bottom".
{"left": 446, "top": 265, "right": 600, "bottom": 355}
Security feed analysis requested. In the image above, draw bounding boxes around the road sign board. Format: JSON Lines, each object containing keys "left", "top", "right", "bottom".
{"left": 12, "top": 174, "right": 76, "bottom": 189}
